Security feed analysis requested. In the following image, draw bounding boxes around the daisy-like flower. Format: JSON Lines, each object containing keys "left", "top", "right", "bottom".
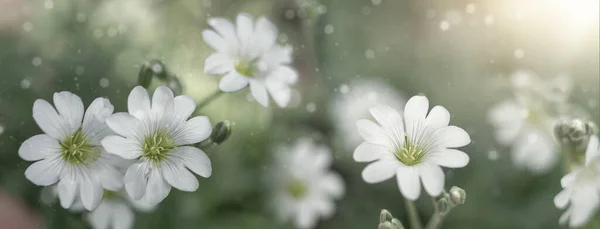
{"left": 554, "top": 135, "right": 600, "bottom": 228}
{"left": 18, "top": 92, "right": 123, "bottom": 211}
{"left": 271, "top": 138, "right": 345, "bottom": 229}
{"left": 203, "top": 13, "right": 298, "bottom": 107}
{"left": 101, "top": 86, "right": 213, "bottom": 205}
{"left": 87, "top": 190, "right": 156, "bottom": 229}
{"left": 330, "top": 80, "right": 406, "bottom": 149}
{"left": 354, "top": 95, "right": 470, "bottom": 200}
{"left": 488, "top": 99, "right": 558, "bottom": 174}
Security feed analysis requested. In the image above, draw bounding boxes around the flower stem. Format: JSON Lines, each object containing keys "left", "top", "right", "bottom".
{"left": 196, "top": 90, "right": 223, "bottom": 111}
{"left": 405, "top": 199, "right": 422, "bottom": 229}
{"left": 424, "top": 213, "right": 444, "bottom": 229}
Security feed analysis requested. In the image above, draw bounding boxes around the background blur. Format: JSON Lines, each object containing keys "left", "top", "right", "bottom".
{"left": 0, "top": 0, "right": 598, "bottom": 228}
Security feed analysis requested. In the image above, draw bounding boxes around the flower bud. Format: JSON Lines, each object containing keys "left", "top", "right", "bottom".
{"left": 210, "top": 121, "right": 232, "bottom": 145}
{"left": 449, "top": 186, "right": 466, "bottom": 205}
{"left": 378, "top": 222, "right": 394, "bottom": 229}
{"left": 138, "top": 60, "right": 169, "bottom": 88}
{"left": 391, "top": 218, "right": 405, "bottom": 229}
{"left": 379, "top": 209, "right": 393, "bottom": 223}
{"left": 437, "top": 197, "right": 450, "bottom": 214}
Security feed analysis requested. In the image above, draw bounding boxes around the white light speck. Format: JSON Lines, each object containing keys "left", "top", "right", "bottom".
{"left": 371, "top": 0, "right": 382, "bottom": 6}
{"left": 76, "top": 13, "right": 86, "bottom": 22}
{"left": 20, "top": 79, "right": 31, "bottom": 89}
{"left": 439, "top": 21, "right": 450, "bottom": 31}
{"left": 365, "top": 49, "right": 375, "bottom": 59}
{"left": 324, "top": 24, "right": 334, "bottom": 34}
{"left": 23, "top": 22, "right": 33, "bottom": 31}
{"left": 93, "top": 29, "right": 104, "bottom": 38}
{"left": 488, "top": 150, "right": 499, "bottom": 161}
{"left": 339, "top": 84, "right": 350, "bottom": 94}
{"left": 0, "top": 124, "right": 4, "bottom": 136}
{"left": 32, "top": 57, "right": 42, "bottom": 67}
{"left": 107, "top": 27, "right": 118, "bottom": 37}
{"left": 285, "top": 10, "right": 295, "bottom": 19}
{"left": 316, "top": 5, "right": 327, "bottom": 14}
{"left": 484, "top": 15, "right": 495, "bottom": 25}
{"left": 514, "top": 49, "right": 525, "bottom": 59}
{"left": 44, "top": 0, "right": 54, "bottom": 9}
{"left": 99, "top": 78, "right": 110, "bottom": 88}
{"left": 306, "top": 103, "right": 316, "bottom": 113}
{"left": 466, "top": 3, "right": 476, "bottom": 14}
{"left": 152, "top": 64, "right": 163, "bottom": 73}
{"left": 75, "top": 66, "right": 85, "bottom": 75}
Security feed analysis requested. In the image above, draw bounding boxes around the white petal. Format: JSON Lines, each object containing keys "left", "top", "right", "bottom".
{"left": 53, "top": 91, "right": 84, "bottom": 133}
{"left": 172, "top": 146, "right": 212, "bottom": 178}
{"left": 268, "top": 65, "right": 297, "bottom": 84}
{"left": 79, "top": 172, "right": 103, "bottom": 211}
{"left": 96, "top": 165, "right": 124, "bottom": 191}
{"left": 88, "top": 202, "right": 111, "bottom": 229}
{"left": 313, "top": 198, "right": 335, "bottom": 218}
{"left": 112, "top": 203, "right": 134, "bottom": 229}
{"left": 561, "top": 172, "right": 577, "bottom": 188}
{"left": 353, "top": 142, "right": 386, "bottom": 162}
{"left": 202, "top": 30, "right": 228, "bottom": 53}
{"left": 396, "top": 166, "right": 421, "bottom": 200}
{"left": 58, "top": 171, "right": 78, "bottom": 209}
{"left": 369, "top": 105, "right": 404, "bottom": 132}
{"left": 559, "top": 208, "right": 571, "bottom": 225}
{"left": 438, "top": 126, "right": 471, "bottom": 148}
{"left": 24, "top": 157, "right": 63, "bottom": 186}
{"left": 151, "top": 86, "right": 174, "bottom": 115}
{"left": 236, "top": 13, "right": 254, "bottom": 45}
{"left": 295, "top": 205, "right": 317, "bottom": 229}
{"left": 418, "top": 164, "right": 444, "bottom": 197}
{"left": 265, "top": 80, "right": 292, "bottom": 108}
{"left": 356, "top": 119, "right": 390, "bottom": 147}
{"left": 204, "top": 52, "right": 233, "bottom": 75}
{"left": 161, "top": 161, "right": 199, "bottom": 192}
{"left": 81, "top": 98, "right": 114, "bottom": 144}
{"left": 585, "top": 135, "right": 599, "bottom": 165}
{"left": 33, "top": 99, "right": 70, "bottom": 139}
{"left": 320, "top": 172, "right": 345, "bottom": 198}
{"left": 426, "top": 106, "right": 450, "bottom": 129}
{"left": 250, "top": 81, "right": 269, "bottom": 107}
{"left": 105, "top": 113, "right": 145, "bottom": 141}
{"left": 429, "top": 149, "right": 470, "bottom": 168}
{"left": 254, "top": 17, "right": 277, "bottom": 52}
{"left": 127, "top": 86, "right": 151, "bottom": 120}
{"left": 143, "top": 169, "right": 171, "bottom": 205}
{"left": 361, "top": 160, "right": 399, "bottom": 183}
{"left": 219, "top": 71, "right": 249, "bottom": 92}
{"left": 173, "top": 116, "right": 212, "bottom": 145}
{"left": 19, "top": 134, "right": 60, "bottom": 161}
{"left": 404, "top": 95, "right": 429, "bottom": 136}
{"left": 207, "top": 17, "right": 238, "bottom": 47}
{"left": 101, "top": 136, "right": 143, "bottom": 159}
{"left": 568, "top": 203, "right": 597, "bottom": 228}
{"left": 124, "top": 162, "right": 150, "bottom": 200}
{"left": 262, "top": 45, "right": 293, "bottom": 66}
{"left": 173, "top": 95, "right": 197, "bottom": 122}
{"left": 554, "top": 189, "right": 571, "bottom": 209}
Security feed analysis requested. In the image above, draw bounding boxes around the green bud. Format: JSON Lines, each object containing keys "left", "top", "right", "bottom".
{"left": 138, "top": 60, "right": 169, "bottom": 88}
{"left": 391, "top": 218, "right": 405, "bottom": 229}
{"left": 210, "top": 121, "right": 232, "bottom": 145}
{"left": 555, "top": 119, "right": 588, "bottom": 146}
{"left": 437, "top": 197, "right": 450, "bottom": 214}
{"left": 378, "top": 222, "right": 394, "bottom": 229}
{"left": 379, "top": 209, "right": 393, "bottom": 223}
{"left": 449, "top": 186, "right": 466, "bottom": 205}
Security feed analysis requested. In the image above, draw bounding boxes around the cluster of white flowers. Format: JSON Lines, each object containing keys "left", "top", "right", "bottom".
{"left": 555, "top": 136, "right": 600, "bottom": 228}
{"left": 488, "top": 70, "right": 572, "bottom": 174}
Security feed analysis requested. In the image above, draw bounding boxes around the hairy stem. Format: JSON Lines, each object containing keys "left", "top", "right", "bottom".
{"left": 196, "top": 90, "right": 223, "bottom": 111}
{"left": 405, "top": 199, "right": 422, "bottom": 229}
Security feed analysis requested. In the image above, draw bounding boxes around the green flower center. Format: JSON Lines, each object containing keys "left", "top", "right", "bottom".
{"left": 394, "top": 135, "right": 425, "bottom": 166}
{"left": 103, "top": 190, "right": 120, "bottom": 200}
{"left": 60, "top": 129, "right": 100, "bottom": 165}
{"left": 234, "top": 59, "right": 257, "bottom": 77}
{"left": 142, "top": 130, "right": 176, "bottom": 162}
{"left": 286, "top": 179, "right": 308, "bottom": 199}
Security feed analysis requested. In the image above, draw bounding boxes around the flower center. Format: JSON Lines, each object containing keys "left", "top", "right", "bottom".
{"left": 286, "top": 179, "right": 308, "bottom": 199}
{"left": 394, "top": 135, "right": 425, "bottom": 166}
{"left": 142, "top": 130, "right": 176, "bottom": 162}
{"left": 103, "top": 190, "right": 120, "bottom": 200}
{"left": 59, "top": 129, "right": 100, "bottom": 165}
{"left": 234, "top": 59, "right": 257, "bottom": 77}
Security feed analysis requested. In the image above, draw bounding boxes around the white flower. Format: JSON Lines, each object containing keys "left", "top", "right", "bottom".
{"left": 203, "top": 13, "right": 298, "bottom": 107}
{"left": 18, "top": 92, "right": 123, "bottom": 211}
{"left": 554, "top": 136, "right": 600, "bottom": 228}
{"left": 101, "top": 86, "right": 213, "bottom": 205}
{"left": 271, "top": 138, "right": 345, "bottom": 229}
{"left": 87, "top": 190, "right": 156, "bottom": 229}
{"left": 488, "top": 99, "right": 558, "bottom": 174}
{"left": 354, "top": 95, "right": 470, "bottom": 200}
{"left": 330, "top": 80, "right": 405, "bottom": 149}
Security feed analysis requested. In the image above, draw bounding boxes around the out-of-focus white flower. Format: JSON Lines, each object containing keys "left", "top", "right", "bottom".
{"left": 19, "top": 92, "right": 123, "bottom": 211}
{"left": 271, "top": 138, "right": 345, "bottom": 229}
{"left": 87, "top": 190, "right": 156, "bottom": 229}
{"left": 354, "top": 96, "right": 470, "bottom": 200}
{"left": 488, "top": 99, "right": 559, "bottom": 174}
{"left": 511, "top": 70, "right": 572, "bottom": 104}
{"left": 554, "top": 136, "right": 600, "bottom": 228}
{"left": 203, "top": 13, "right": 297, "bottom": 107}
{"left": 330, "top": 80, "right": 405, "bottom": 149}
{"left": 101, "top": 86, "right": 213, "bottom": 205}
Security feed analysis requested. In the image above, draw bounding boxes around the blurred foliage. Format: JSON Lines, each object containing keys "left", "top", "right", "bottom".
{"left": 0, "top": 0, "right": 598, "bottom": 229}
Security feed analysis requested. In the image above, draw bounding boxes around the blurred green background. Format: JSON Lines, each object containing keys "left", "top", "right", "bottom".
{"left": 0, "top": 0, "right": 598, "bottom": 228}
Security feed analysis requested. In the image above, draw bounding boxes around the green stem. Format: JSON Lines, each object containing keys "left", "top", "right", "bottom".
{"left": 405, "top": 199, "right": 423, "bottom": 229}
{"left": 424, "top": 213, "right": 444, "bottom": 229}
{"left": 196, "top": 90, "right": 223, "bottom": 111}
